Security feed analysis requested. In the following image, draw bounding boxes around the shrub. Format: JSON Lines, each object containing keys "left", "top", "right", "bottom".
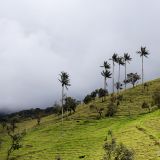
{"left": 141, "top": 101, "right": 150, "bottom": 112}
{"left": 106, "top": 103, "right": 117, "bottom": 117}
{"left": 55, "top": 155, "right": 62, "bottom": 160}
{"left": 117, "top": 94, "right": 123, "bottom": 101}
{"left": 89, "top": 105, "right": 104, "bottom": 119}
{"left": 103, "top": 130, "right": 134, "bottom": 160}
{"left": 110, "top": 94, "right": 116, "bottom": 103}
{"left": 83, "top": 95, "right": 92, "bottom": 104}
{"left": 114, "top": 143, "right": 134, "bottom": 160}
{"left": 152, "top": 88, "right": 160, "bottom": 108}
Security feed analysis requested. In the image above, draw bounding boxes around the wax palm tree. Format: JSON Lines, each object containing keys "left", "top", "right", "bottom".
{"left": 100, "top": 61, "right": 111, "bottom": 90}
{"left": 101, "top": 69, "right": 112, "bottom": 91}
{"left": 100, "top": 61, "right": 111, "bottom": 70}
{"left": 116, "top": 56, "right": 125, "bottom": 92}
{"left": 137, "top": 46, "right": 149, "bottom": 86}
{"left": 124, "top": 53, "right": 132, "bottom": 90}
{"left": 109, "top": 53, "right": 118, "bottom": 93}
{"left": 59, "top": 71, "right": 71, "bottom": 123}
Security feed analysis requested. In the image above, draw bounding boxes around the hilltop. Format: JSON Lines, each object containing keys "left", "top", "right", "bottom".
{"left": 0, "top": 78, "right": 160, "bottom": 160}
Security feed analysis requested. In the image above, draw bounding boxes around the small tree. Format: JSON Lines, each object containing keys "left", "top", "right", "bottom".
{"left": 124, "top": 73, "right": 141, "bottom": 88}
{"left": 64, "top": 97, "right": 77, "bottom": 114}
{"left": 98, "top": 88, "right": 108, "bottom": 102}
{"left": 90, "top": 91, "right": 97, "bottom": 100}
{"left": 6, "top": 122, "right": 26, "bottom": 160}
{"left": 83, "top": 95, "right": 92, "bottom": 104}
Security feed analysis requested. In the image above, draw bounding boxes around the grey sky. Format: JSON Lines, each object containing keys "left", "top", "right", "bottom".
{"left": 0, "top": 0, "right": 160, "bottom": 111}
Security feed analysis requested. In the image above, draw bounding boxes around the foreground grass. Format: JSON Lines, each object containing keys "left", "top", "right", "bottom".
{"left": 1, "top": 110, "right": 160, "bottom": 160}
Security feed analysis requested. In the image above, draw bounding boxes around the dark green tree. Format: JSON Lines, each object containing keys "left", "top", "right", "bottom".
{"left": 98, "top": 88, "right": 108, "bottom": 102}
{"left": 83, "top": 95, "right": 92, "bottom": 104}
{"left": 64, "top": 97, "right": 77, "bottom": 114}
{"left": 124, "top": 73, "right": 141, "bottom": 88}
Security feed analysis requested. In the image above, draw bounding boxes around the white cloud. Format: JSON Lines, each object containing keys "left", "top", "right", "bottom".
{"left": 0, "top": 0, "right": 160, "bottom": 111}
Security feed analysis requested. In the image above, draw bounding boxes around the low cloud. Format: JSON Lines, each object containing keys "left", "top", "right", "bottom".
{"left": 0, "top": 0, "right": 160, "bottom": 111}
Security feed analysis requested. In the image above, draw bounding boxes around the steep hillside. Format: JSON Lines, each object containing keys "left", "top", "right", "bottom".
{"left": 0, "top": 78, "right": 160, "bottom": 160}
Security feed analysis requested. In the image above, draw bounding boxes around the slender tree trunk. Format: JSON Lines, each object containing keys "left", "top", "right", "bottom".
{"left": 118, "top": 64, "right": 121, "bottom": 93}
{"left": 142, "top": 56, "right": 144, "bottom": 86}
{"left": 125, "top": 61, "right": 127, "bottom": 90}
{"left": 113, "top": 61, "right": 115, "bottom": 93}
{"left": 104, "top": 77, "right": 106, "bottom": 91}
{"left": 61, "top": 86, "right": 64, "bottom": 124}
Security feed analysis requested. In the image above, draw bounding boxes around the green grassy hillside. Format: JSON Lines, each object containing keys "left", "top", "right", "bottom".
{"left": 0, "top": 78, "right": 160, "bottom": 160}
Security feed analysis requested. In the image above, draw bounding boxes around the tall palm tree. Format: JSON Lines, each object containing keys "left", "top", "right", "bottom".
{"left": 100, "top": 61, "right": 111, "bottom": 90}
{"left": 109, "top": 53, "right": 118, "bottom": 93}
{"left": 116, "top": 56, "right": 125, "bottom": 92}
{"left": 137, "top": 46, "right": 149, "bottom": 86}
{"left": 101, "top": 69, "right": 112, "bottom": 91}
{"left": 59, "top": 71, "right": 71, "bottom": 123}
{"left": 124, "top": 53, "right": 132, "bottom": 90}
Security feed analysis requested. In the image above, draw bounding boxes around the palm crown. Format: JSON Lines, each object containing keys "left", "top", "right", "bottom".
{"left": 100, "top": 61, "right": 111, "bottom": 70}
{"left": 110, "top": 53, "right": 118, "bottom": 63}
{"left": 137, "top": 47, "right": 149, "bottom": 57}
{"left": 112, "top": 53, "right": 118, "bottom": 63}
{"left": 101, "top": 70, "right": 112, "bottom": 79}
{"left": 117, "top": 56, "right": 125, "bottom": 65}
{"left": 124, "top": 53, "right": 132, "bottom": 63}
{"left": 59, "top": 72, "right": 71, "bottom": 89}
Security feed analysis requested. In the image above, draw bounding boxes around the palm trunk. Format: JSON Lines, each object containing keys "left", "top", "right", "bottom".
{"left": 142, "top": 56, "right": 144, "bottom": 86}
{"left": 125, "top": 61, "right": 127, "bottom": 90}
{"left": 61, "top": 86, "right": 64, "bottom": 124}
{"left": 118, "top": 64, "right": 121, "bottom": 93}
{"left": 112, "top": 61, "right": 115, "bottom": 93}
{"left": 104, "top": 77, "right": 106, "bottom": 91}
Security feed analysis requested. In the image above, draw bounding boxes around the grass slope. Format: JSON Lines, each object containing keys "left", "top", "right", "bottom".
{"left": 0, "top": 78, "right": 160, "bottom": 160}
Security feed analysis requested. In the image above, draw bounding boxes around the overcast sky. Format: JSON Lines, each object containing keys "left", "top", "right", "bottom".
{"left": 0, "top": 0, "right": 160, "bottom": 112}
